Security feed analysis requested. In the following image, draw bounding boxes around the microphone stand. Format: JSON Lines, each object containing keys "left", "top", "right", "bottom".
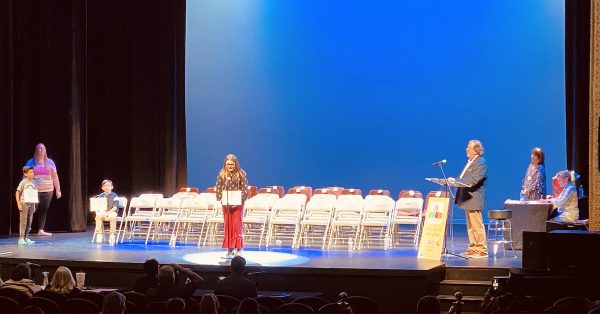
{"left": 436, "top": 162, "right": 467, "bottom": 260}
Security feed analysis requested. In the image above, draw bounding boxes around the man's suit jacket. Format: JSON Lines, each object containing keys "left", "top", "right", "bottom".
{"left": 214, "top": 273, "right": 258, "bottom": 301}
{"left": 455, "top": 156, "right": 487, "bottom": 211}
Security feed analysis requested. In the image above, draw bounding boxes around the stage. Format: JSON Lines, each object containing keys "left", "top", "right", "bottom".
{"left": 0, "top": 224, "right": 522, "bottom": 314}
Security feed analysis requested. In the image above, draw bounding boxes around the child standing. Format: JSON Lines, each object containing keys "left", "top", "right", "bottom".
{"left": 15, "top": 166, "right": 38, "bottom": 245}
{"left": 95, "top": 179, "right": 119, "bottom": 245}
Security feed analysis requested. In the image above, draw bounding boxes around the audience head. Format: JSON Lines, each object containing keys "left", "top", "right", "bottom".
{"left": 166, "top": 297, "right": 186, "bottom": 314}
{"left": 102, "top": 291, "right": 127, "bottom": 314}
{"left": 47, "top": 266, "right": 76, "bottom": 294}
{"left": 416, "top": 295, "right": 441, "bottom": 314}
{"left": 157, "top": 265, "right": 176, "bottom": 289}
{"left": 143, "top": 258, "right": 160, "bottom": 276}
{"left": 237, "top": 298, "right": 261, "bottom": 314}
{"left": 231, "top": 256, "right": 246, "bottom": 274}
{"left": 199, "top": 294, "right": 220, "bottom": 314}
{"left": 10, "top": 263, "right": 33, "bottom": 281}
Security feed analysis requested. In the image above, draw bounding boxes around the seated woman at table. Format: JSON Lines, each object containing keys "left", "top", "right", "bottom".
{"left": 520, "top": 147, "right": 546, "bottom": 201}
{"left": 548, "top": 170, "right": 579, "bottom": 223}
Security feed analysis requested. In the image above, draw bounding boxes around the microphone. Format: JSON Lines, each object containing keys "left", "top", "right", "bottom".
{"left": 432, "top": 159, "right": 447, "bottom": 166}
{"left": 25, "top": 262, "right": 41, "bottom": 268}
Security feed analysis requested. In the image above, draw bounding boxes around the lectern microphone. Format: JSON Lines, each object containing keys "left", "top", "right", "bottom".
{"left": 432, "top": 159, "right": 447, "bottom": 166}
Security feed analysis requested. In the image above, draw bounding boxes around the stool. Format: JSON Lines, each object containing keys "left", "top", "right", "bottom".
{"left": 487, "top": 210, "right": 517, "bottom": 258}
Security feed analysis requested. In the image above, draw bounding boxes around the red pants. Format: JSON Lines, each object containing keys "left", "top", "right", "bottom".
{"left": 222, "top": 205, "right": 244, "bottom": 249}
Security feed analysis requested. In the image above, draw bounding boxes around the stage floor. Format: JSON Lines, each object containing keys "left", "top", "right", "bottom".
{"left": 0, "top": 224, "right": 521, "bottom": 271}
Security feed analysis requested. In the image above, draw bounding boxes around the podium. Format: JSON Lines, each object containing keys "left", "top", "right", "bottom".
{"left": 419, "top": 178, "right": 471, "bottom": 260}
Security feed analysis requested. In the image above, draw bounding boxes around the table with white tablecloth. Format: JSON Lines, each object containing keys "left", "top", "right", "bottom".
{"left": 503, "top": 200, "right": 553, "bottom": 250}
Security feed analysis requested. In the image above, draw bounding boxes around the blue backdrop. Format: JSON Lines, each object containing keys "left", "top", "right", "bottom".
{"left": 185, "top": 1, "right": 566, "bottom": 221}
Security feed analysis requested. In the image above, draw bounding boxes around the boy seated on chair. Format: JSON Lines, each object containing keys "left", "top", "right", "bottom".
{"left": 95, "top": 179, "right": 119, "bottom": 244}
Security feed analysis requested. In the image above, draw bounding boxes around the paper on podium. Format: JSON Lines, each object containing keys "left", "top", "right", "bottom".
{"left": 90, "top": 197, "right": 107, "bottom": 212}
{"left": 221, "top": 190, "right": 242, "bottom": 206}
{"left": 425, "top": 177, "right": 471, "bottom": 188}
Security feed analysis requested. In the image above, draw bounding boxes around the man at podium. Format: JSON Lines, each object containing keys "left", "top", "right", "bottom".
{"left": 450, "top": 139, "right": 488, "bottom": 258}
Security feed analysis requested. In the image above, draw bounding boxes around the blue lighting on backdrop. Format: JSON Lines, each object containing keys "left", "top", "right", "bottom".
{"left": 185, "top": 1, "right": 566, "bottom": 221}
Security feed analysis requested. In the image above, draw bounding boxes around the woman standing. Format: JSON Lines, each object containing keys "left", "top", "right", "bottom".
{"left": 24, "top": 143, "right": 61, "bottom": 236}
{"left": 520, "top": 147, "right": 546, "bottom": 201}
{"left": 215, "top": 154, "right": 248, "bottom": 258}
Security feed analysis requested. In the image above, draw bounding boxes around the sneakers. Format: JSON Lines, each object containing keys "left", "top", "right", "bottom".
{"left": 95, "top": 234, "right": 103, "bottom": 244}
{"left": 468, "top": 251, "right": 489, "bottom": 259}
{"left": 38, "top": 230, "right": 52, "bottom": 236}
{"left": 25, "top": 238, "right": 35, "bottom": 245}
{"left": 18, "top": 239, "right": 26, "bottom": 245}
{"left": 463, "top": 249, "right": 476, "bottom": 256}
{"left": 109, "top": 234, "right": 116, "bottom": 246}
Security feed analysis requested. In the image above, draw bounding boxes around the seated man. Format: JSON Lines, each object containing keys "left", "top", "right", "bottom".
{"left": 1, "top": 262, "right": 42, "bottom": 297}
{"left": 214, "top": 256, "right": 257, "bottom": 300}
{"left": 549, "top": 170, "right": 579, "bottom": 223}
{"left": 145, "top": 263, "right": 204, "bottom": 302}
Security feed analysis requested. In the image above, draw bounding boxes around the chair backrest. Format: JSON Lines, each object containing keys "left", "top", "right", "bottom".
{"left": 145, "top": 301, "right": 167, "bottom": 314}
{"left": 305, "top": 194, "right": 337, "bottom": 211}
{"left": 34, "top": 290, "right": 67, "bottom": 307}
{"left": 291, "top": 297, "right": 329, "bottom": 311}
{"left": 334, "top": 194, "right": 364, "bottom": 212}
{"left": 289, "top": 186, "right": 313, "bottom": 201}
{"left": 205, "top": 186, "right": 216, "bottom": 193}
{"left": 125, "top": 300, "right": 141, "bottom": 314}
{"left": 341, "top": 188, "right": 362, "bottom": 196}
{"left": 75, "top": 290, "right": 105, "bottom": 308}
{"left": 0, "top": 296, "right": 20, "bottom": 313}
{"left": 178, "top": 187, "right": 200, "bottom": 193}
{"left": 247, "top": 185, "right": 258, "bottom": 199}
{"left": 327, "top": 187, "right": 344, "bottom": 197}
{"left": 423, "top": 190, "right": 450, "bottom": 213}
{"left": 154, "top": 197, "right": 183, "bottom": 210}
{"left": 128, "top": 197, "right": 159, "bottom": 214}
{"left": 395, "top": 197, "right": 424, "bottom": 217}
{"left": 398, "top": 190, "right": 423, "bottom": 199}
{"left": 123, "top": 291, "right": 146, "bottom": 307}
{"left": 216, "top": 294, "right": 241, "bottom": 312}
{"left": 274, "top": 302, "right": 315, "bottom": 314}
{"left": 346, "top": 295, "right": 380, "bottom": 314}
{"left": 254, "top": 296, "right": 287, "bottom": 313}
{"left": 0, "top": 287, "right": 30, "bottom": 305}
{"left": 27, "top": 296, "right": 60, "bottom": 314}
{"left": 259, "top": 187, "right": 282, "bottom": 196}
{"left": 62, "top": 298, "right": 99, "bottom": 314}
{"left": 245, "top": 193, "right": 280, "bottom": 211}
{"left": 364, "top": 195, "right": 395, "bottom": 212}
{"left": 139, "top": 193, "right": 164, "bottom": 199}
{"left": 368, "top": 189, "right": 390, "bottom": 197}
{"left": 274, "top": 193, "right": 308, "bottom": 211}
{"left": 264, "top": 186, "right": 285, "bottom": 197}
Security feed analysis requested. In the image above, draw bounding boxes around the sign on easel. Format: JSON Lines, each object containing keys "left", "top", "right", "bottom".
{"left": 417, "top": 196, "right": 450, "bottom": 260}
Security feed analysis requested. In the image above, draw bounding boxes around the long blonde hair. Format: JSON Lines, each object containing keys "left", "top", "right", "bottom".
{"left": 219, "top": 154, "right": 246, "bottom": 181}
{"left": 47, "top": 266, "right": 76, "bottom": 294}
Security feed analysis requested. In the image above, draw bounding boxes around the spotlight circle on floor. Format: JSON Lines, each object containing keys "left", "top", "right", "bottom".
{"left": 182, "top": 251, "right": 310, "bottom": 266}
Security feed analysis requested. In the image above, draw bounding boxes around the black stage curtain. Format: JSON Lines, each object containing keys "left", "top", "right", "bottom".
{"left": 565, "top": 0, "right": 590, "bottom": 212}
{"left": 0, "top": 0, "right": 186, "bottom": 236}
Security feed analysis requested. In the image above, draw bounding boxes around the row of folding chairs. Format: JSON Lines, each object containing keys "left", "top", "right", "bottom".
{"left": 106, "top": 187, "right": 430, "bottom": 251}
